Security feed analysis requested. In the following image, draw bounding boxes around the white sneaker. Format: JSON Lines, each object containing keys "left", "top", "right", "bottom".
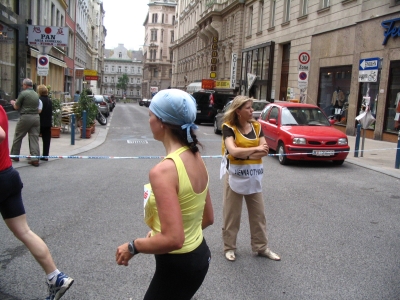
{"left": 225, "top": 250, "right": 236, "bottom": 261}
{"left": 258, "top": 248, "right": 281, "bottom": 261}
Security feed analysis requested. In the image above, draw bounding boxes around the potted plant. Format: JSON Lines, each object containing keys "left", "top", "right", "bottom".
{"left": 51, "top": 98, "right": 62, "bottom": 138}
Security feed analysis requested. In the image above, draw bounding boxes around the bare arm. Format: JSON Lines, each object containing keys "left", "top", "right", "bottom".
{"left": 0, "top": 126, "right": 5, "bottom": 143}
{"left": 202, "top": 190, "right": 214, "bottom": 229}
{"left": 225, "top": 136, "right": 269, "bottom": 159}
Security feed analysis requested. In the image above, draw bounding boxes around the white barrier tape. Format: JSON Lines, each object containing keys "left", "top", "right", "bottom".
{"left": 8, "top": 147, "right": 400, "bottom": 160}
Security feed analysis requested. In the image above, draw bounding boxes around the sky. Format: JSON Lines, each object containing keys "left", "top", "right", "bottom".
{"left": 102, "top": 0, "right": 149, "bottom": 51}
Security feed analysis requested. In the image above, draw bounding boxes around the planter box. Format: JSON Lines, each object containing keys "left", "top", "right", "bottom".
{"left": 80, "top": 127, "right": 92, "bottom": 139}
{"left": 51, "top": 127, "right": 61, "bottom": 138}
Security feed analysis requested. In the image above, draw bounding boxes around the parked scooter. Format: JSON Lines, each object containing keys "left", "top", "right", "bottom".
{"left": 96, "top": 105, "right": 107, "bottom": 125}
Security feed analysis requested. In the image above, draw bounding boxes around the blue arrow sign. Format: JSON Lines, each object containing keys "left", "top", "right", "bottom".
{"left": 359, "top": 57, "right": 379, "bottom": 70}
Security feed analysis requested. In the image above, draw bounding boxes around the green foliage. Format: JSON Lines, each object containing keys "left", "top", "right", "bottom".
{"left": 116, "top": 73, "right": 129, "bottom": 94}
{"left": 75, "top": 90, "right": 96, "bottom": 126}
{"left": 51, "top": 98, "right": 62, "bottom": 127}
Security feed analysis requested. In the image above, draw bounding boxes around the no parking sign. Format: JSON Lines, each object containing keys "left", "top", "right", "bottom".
{"left": 37, "top": 55, "right": 49, "bottom": 76}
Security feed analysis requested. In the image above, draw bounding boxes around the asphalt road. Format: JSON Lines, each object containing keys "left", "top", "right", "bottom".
{"left": 0, "top": 103, "right": 399, "bottom": 300}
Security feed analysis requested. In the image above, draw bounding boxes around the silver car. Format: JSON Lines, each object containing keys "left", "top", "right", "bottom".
{"left": 90, "top": 95, "right": 110, "bottom": 117}
{"left": 213, "top": 100, "right": 269, "bottom": 134}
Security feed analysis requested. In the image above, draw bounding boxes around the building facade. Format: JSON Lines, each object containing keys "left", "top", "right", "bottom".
{"left": 171, "top": 0, "right": 400, "bottom": 142}
{"left": 142, "top": 0, "right": 176, "bottom": 99}
{"left": 103, "top": 44, "right": 144, "bottom": 100}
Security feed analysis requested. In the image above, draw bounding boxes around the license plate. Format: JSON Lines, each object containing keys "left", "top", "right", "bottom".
{"left": 312, "top": 150, "right": 335, "bottom": 156}
{"left": 197, "top": 110, "right": 201, "bottom": 113}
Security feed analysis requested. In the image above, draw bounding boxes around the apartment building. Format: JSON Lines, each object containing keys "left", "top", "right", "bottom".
{"left": 172, "top": 0, "right": 400, "bottom": 142}
{"left": 142, "top": 0, "right": 177, "bottom": 99}
{"left": 103, "top": 44, "right": 144, "bottom": 100}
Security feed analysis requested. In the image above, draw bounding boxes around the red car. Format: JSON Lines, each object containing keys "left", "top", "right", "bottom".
{"left": 258, "top": 102, "right": 350, "bottom": 165}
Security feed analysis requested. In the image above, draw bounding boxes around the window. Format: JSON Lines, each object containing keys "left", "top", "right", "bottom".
{"left": 257, "top": 1, "right": 264, "bottom": 32}
{"left": 125, "top": 66, "right": 128, "bottom": 73}
{"left": 104, "top": 76, "right": 107, "bottom": 82}
{"left": 270, "top": 0, "right": 276, "bottom": 27}
{"left": 247, "top": 6, "right": 253, "bottom": 36}
{"left": 162, "top": 14, "right": 164, "bottom": 23}
{"left": 111, "top": 66, "right": 115, "bottom": 72}
{"left": 300, "top": 0, "right": 308, "bottom": 16}
{"left": 111, "top": 77, "right": 114, "bottom": 83}
{"left": 154, "top": 69, "right": 158, "bottom": 77}
{"left": 171, "top": 31, "right": 174, "bottom": 43}
{"left": 131, "top": 78, "right": 133, "bottom": 83}
{"left": 161, "top": 29, "right": 164, "bottom": 42}
{"left": 172, "top": 15, "right": 175, "bottom": 24}
{"left": 230, "top": 16, "right": 235, "bottom": 36}
{"left": 138, "top": 67, "right": 141, "bottom": 73}
{"left": 151, "top": 30, "right": 158, "bottom": 41}
{"left": 169, "top": 69, "right": 172, "bottom": 78}
{"left": 137, "top": 78, "right": 141, "bottom": 83}
{"left": 131, "top": 66, "right": 134, "bottom": 73}
{"left": 170, "top": 51, "right": 173, "bottom": 63}
{"left": 152, "top": 13, "right": 158, "bottom": 23}
{"left": 137, "top": 90, "right": 140, "bottom": 96}
{"left": 284, "top": 0, "right": 291, "bottom": 22}
{"left": 160, "top": 49, "right": 163, "bottom": 60}
{"left": 119, "top": 52, "right": 122, "bottom": 58}
{"left": 118, "top": 66, "right": 121, "bottom": 73}
{"left": 321, "top": 0, "right": 329, "bottom": 8}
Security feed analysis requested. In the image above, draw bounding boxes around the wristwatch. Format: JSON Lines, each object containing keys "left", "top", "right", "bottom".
{"left": 128, "top": 240, "right": 140, "bottom": 256}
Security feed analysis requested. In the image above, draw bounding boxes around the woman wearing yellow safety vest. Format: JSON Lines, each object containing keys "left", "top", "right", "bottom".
{"left": 220, "top": 95, "right": 280, "bottom": 262}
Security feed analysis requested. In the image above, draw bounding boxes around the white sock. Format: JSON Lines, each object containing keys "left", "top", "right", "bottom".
{"left": 47, "top": 269, "right": 61, "bottom": 282}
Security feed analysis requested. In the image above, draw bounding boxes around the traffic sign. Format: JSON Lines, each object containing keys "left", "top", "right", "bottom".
{"left": 298, "top": 51, "right": 311, "bottom": 71}
{"left": 37, "top": 54, "right": 49, "bottom": 76}
{"left": 359, "top": 57, "right": 379, "bottom": 70}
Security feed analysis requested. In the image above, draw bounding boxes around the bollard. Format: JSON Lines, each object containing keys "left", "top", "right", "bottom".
{"left": 71, "top": 114, "right": 75, "bottom": 145}
{"left": 354, "top": 123, "right": 361, "bottom": 158}
{"left": 395, "top": 130, "right": 400, "bottom": 169}
{"left": 82, "top": 110, "right": 86, "bottom": 139}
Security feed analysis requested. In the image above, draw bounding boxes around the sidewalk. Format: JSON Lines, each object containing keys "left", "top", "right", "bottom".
{"left": 8, "top": 115, "right": 109, "bottom": 170}
{"left": 7, "top": 114, "right": 400, "bottom": 179}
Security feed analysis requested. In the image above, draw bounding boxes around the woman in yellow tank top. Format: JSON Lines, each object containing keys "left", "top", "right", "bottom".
{"left": 116, "top": 89, "right": 214, "bottom": 300}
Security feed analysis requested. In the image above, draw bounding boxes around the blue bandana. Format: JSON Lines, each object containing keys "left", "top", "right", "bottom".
{"left": 149, "top": 89, "right": 198, "bottom": 143}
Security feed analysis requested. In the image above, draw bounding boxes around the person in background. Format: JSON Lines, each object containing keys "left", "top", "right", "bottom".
{"left": 73, "top": 90, "right": 80, "bottom": 102}
{"left": 116, "top": 89, "right": 214, "bottom": 300}
{"left": 0, "top": 106, "right": 74, "bottom": 299}
{"left": 10, "top": 78, "right": 40, "bottom": 167}
{"left": 37, "top": 85, "right": 52, "bottom": 161}
{"left": 220, "top": 95, "right": 280, "bottom": 262}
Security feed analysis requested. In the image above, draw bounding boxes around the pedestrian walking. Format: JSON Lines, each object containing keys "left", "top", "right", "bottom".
{"left": 10, "top": 78, "right": 40, "bottom": 166}
{"left": 220, "top": 95, "right": 280, "bottom": 262}
{"left": 37, "top": 85, "right": 52, "bottom": 161}
{"left": 116, "top": 89, "right": 214, "bottom": 300}
{"left": 73, "top": 90, "right": 80, "bottom": 102}
{"left": 0, "top": 106, "right": 74, "bottom": 299}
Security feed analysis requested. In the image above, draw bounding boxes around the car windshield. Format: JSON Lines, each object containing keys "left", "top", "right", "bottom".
{"left": 93, "top": 95, "right": 104, "bottom": 102}
{"left": 252, "top": 102, "right": 267, "bottom": 111}
{"left": 281, "top": 107, "right": 330, "bottom": 126}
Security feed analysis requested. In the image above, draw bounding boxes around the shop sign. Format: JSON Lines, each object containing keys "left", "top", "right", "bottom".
{"left": 84, "top": 69, "right": 97, "bottom": 76}
{"left": 358, "top": 57, "right": 379, "bottom": 82}
{"left": 202, "top": 79, "right": 215, "bottom": 90}
{"left": 37, "top": 55, "right": 49, "bottom": 76}
{"left": 230, "top": 53, "right": 237, "bottom": 89}
{"left": 0, "top": 23, "right": 14, "bottom": 44}
{"left": 28, "top": 25, "right": 69, "bottom": 47}
{"left": 298, "top": 51, "right": 311, "bottom": 71}
{"left": 381, "top": 17, "right": 400, "bottom": 45}
{"left": 85, "top": 76, "right": 98, "bottom": 81}
{"left": 75, "top": 69, "right": 84, "bottom": 79}
{"left": 215, "top": 80, "right": 230, "bottom": 88}
{"left": 210, "top": 37, "right": 218, "bottom": 78}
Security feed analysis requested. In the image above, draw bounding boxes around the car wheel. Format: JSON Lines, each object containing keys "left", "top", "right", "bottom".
{"left": 214, "top": 119, "right": 221, "bottom": 134}
{"left": 332, "top": 160, "right": 344, "bottom": 166}
{"left": 277, "top": 142, "right": 288, "bottom": 165}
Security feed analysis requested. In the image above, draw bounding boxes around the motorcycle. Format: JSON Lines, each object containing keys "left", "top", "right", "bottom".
{"left": 96, "top": 105, "right": 107, "bottom": 125}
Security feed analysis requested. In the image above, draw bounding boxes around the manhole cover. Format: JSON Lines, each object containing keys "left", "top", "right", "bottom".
{"left": 127, "top": 139, "right": 148, "bottom": 144}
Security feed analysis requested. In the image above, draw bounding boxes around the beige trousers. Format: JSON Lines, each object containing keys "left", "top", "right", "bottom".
{"left": 222, "top": 174, "right": 268, "bottom": 253}
{"left": 10, "top": 114, "right": 40, "bottom": 161}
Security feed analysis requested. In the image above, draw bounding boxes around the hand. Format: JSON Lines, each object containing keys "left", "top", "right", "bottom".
{"left": 10, "top": 100, "right": 15, "bottom": 106}
{"left": 116, "top": 243, "right": 134, "bottom": 266}
{"left": 146, "top": 231, "right": 152, "bottom": 238}
{"left": 257, "top": 143, "right": 269, "bottom": 153}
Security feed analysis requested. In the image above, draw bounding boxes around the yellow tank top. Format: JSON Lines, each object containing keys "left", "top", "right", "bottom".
{"left": 144, "top": 146, "right": 209, "bottom": 254}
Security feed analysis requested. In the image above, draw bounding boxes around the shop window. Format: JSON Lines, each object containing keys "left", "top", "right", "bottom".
{"left": 317, "top": 66, "right": 352, "bottom": 122}
{"left": 385, "top": 60, "right": 400, "bottom": 132}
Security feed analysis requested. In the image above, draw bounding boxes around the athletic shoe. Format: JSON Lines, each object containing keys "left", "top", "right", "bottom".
{"left": 46, "top": 272, "right": 74, "bottom": 300}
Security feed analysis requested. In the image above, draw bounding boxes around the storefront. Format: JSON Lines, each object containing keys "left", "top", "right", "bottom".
{"left": 309, "top": 13, "right": 400, "bottom": 142}
{"left": 239, "top": 42, "right": 275, "bottom": 101}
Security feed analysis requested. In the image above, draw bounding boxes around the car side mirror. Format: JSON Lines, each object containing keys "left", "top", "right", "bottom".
{"left": 269, "top": 118, "right": 277, "bottom": 125}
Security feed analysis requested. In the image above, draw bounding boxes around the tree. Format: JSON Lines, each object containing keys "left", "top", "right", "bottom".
{"left": 116, "top": 73, "right": 129, "bottom": 97}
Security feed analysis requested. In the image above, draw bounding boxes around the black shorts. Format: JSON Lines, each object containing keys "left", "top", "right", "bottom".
{"left": 144, "top": 238, "right": 211, "bottom": 300}
{"left": 0, "top": 167, "right": 25, "bottom": 219}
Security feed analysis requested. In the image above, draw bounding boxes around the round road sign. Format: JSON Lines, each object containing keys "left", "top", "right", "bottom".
{"left": 298, "top": 52, "right": 310, "bottom": 65}
{"left": 39, "top": 56, "right": 48, "bottom": 66}
{"left": 299, "top": 72, "right": 308, "bottom": 81}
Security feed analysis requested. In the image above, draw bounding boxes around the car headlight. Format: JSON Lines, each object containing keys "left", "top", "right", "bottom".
{"left": 338, "top": 138, "right": 348, "bottom": 145}
{"left": 293, "top": 137, "right": 306, "bottom": 144}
